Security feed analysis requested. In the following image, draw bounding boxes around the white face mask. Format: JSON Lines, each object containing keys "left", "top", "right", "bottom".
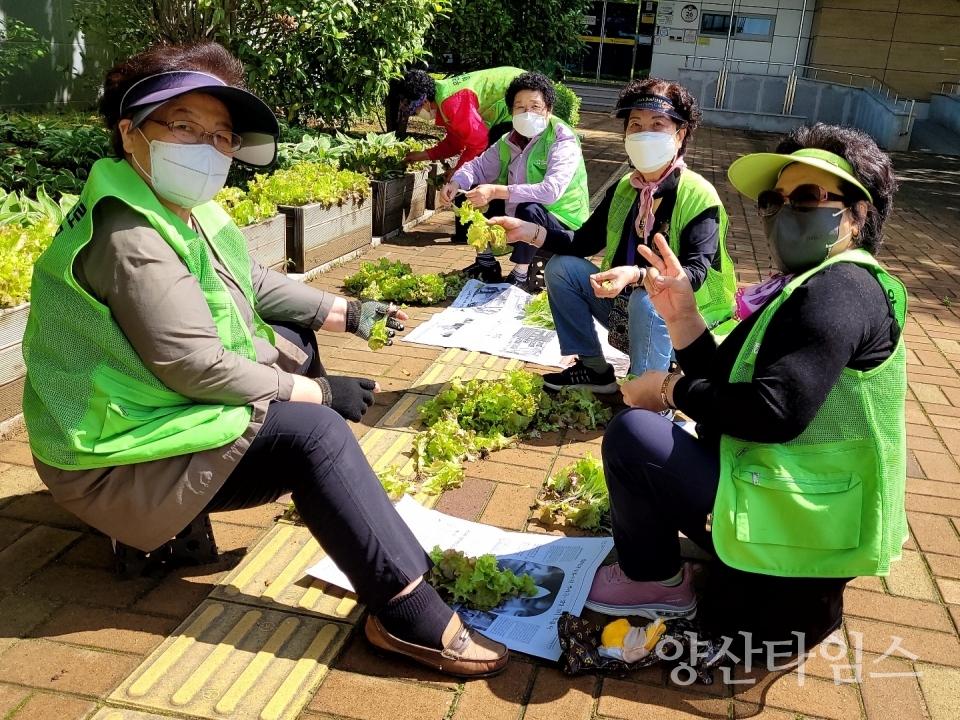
{"left": 512, "top": 112, "right": 549, "bottom": 138}
{"left": 624, "top": 131, "right": 679, "bottom": 174}
{"left": 418, "top": 106, "right": 436, "bottom": 121}
{"left": 133, "top": 130, "right": 232, "bottom": 209}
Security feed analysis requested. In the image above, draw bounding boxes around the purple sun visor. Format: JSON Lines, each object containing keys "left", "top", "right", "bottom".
{"left": 120, "top": 70, "right": 279, "bottom": 168}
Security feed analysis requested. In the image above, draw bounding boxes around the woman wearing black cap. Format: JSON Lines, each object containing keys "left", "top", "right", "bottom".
{"left": 21, "top": 42, "right": 508, "bottom": 678}
{"left": 491, "top": 78, "right": 736, "bottom": 396}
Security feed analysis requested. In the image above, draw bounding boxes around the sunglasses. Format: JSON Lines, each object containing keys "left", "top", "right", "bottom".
{"left": 757, "top": 184, "right": 846, "bottom": 217}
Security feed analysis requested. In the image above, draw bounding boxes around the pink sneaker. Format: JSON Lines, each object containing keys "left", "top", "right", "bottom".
{"left": 584, "top": 562, "right": 697, "bottom": 619}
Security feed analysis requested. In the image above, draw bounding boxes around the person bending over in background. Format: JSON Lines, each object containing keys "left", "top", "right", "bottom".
{"left": 439, "top": 71, "right": 589, "bottom": 290}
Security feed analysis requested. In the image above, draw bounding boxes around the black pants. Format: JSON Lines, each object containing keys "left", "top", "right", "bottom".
{"left": 204, "top": 322, "right": 430, "bottom": 612}
{"left": 603, "top": 408, "right": 848, "bottom": 653}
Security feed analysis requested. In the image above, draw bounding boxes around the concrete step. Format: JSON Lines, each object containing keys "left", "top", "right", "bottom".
{"left": 909, "top": 119, "right": 960, "bottom": 156}
{"left": 564, "top": 81, "right": 621, "bottom": 114}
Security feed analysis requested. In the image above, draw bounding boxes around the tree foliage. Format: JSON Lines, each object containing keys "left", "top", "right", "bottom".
{"left": 426, "top": 0, "right": 590, "bottom": 77}
{"left": 71, "top": 0, "right": 449, "bottom": 124}
{"left": 0, "top": 18, "right": 49, "bottom": 85}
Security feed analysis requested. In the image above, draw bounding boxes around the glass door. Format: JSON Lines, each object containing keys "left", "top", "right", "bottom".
{"left": 597, "top": 1, "right": 643, "bottom": 81}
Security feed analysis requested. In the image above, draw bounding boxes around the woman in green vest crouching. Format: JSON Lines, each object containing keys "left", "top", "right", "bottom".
{"left": 438, "top": 71, "right": 590, "bottom": 290}
{"left": 585, "top": 123, "right": 906, "bottom": 657}
{"left": 21, "top": 42, "right": 508, "bottom": 678}
{"left": 491, "top": 78, "right": 735, "bottom": 395}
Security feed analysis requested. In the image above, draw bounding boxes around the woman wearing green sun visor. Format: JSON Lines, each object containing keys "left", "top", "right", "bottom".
{"left": 583, "top": 123, "right": 907, "bottom": 659}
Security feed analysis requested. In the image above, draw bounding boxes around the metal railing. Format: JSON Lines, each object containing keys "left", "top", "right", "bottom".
{"left": 942, "top": 81, "right": 960, "bottom": 96}
{"left": 683, "top": 56, "right": 915, "bottom": 134}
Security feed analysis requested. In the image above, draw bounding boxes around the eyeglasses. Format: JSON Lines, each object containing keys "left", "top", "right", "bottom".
{"left": 513, "top": 105, "right": 547, "bottom": 114}
{"left": 145, "top": 118, "right": 243, "bottom": 154}
{"left": 757, "top": 184, "right": 846, "bottom": 217}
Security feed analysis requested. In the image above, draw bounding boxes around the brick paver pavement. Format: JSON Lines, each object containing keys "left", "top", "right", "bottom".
{"left": 2, "top": 114, "right": 960, "bottom": 719}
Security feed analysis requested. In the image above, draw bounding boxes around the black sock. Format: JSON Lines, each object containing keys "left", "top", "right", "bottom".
{"left": 376, "top": 581, "right": 454, "bottom": 650}
{"left": 476, "top": 251, "right": 498, "bottom": 268}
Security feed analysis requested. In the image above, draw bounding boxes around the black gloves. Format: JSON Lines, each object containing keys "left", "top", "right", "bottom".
{"left": 346, "top": 300, "right": 405, "bottom": 346}
{"left": 315, "top": 376, "right": 376, "bottom": 422}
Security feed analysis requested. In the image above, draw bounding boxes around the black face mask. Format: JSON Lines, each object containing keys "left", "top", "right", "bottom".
{"left": 761, "top": 206, "right": 851, "bottom": 275}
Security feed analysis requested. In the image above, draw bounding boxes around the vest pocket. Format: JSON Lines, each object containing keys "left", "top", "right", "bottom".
{"left": 733, "top": 466, "right": 863, "bottom": 550}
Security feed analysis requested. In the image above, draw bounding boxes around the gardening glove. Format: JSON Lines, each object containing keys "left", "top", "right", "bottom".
{"left": 314, "top": 376, "right": 376, "bottom": 422}
{"left": 346, "top": 300, "right": 405, "bottom": 345}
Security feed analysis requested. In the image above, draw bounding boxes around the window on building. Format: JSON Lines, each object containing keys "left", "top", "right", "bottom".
{"left": 700, "top": 13, "right": 730, "bottom": 36}
{"left": 699, "top": 12, "right": 776, "bottom": 42}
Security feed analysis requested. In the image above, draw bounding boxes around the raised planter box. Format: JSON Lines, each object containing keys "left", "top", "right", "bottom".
{"left": 239, "top": 213, "right": 287, "bottom": 272}
{"left": 278, "top": 197, "right": 373, "bottom": 274}
{"left": 0, "top": 303, "right": 29, "bottom": 424}
{"left": 372, "top": 168, "right": 429, "bottom": 237}
{"left": 425, "top": 163, "right": 442, "bottom": 211}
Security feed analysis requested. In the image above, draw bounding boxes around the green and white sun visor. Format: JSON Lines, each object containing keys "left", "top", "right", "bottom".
{"left": 727, "top": 148, "right": 873, "bottom": 203}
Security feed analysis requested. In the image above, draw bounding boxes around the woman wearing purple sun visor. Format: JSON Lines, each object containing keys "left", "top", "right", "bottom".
{"left": 21, "top": 41, "right": 508, "bottom": 678}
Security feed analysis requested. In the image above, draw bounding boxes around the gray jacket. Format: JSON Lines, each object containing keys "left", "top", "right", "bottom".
{"left": 34, "top": 198, "right": 336, "bottom": 550}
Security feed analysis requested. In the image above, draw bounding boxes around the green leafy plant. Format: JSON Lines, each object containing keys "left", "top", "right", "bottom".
{"left": 344, "top": 257, "right": 466, "bottom": 305}
{"left": 381, "top": 371, "right": 610, "bottom": 502}
{"left": 427, "top": 546, "right": 536, "bottom": 611}
{"left": 367, "top": 317, "right": 391, "bottom": 351}
{"left": 523, "top": 292, "right": 555, "bottom": 330}
{"left": 214, "top": 186, "right": 277, "bottom": 228}
{"left": 276, "top": 132, "right": 345, "bottom": 169}
{"left": 0, "top": 114, "right": 112, "bottom": 198}
{"left": 539, "top": 386, "right": 613, "bottom": 431}
{"left": 456, "top": 200, "right": 507, "bottom": 253}
{"left": 552, "top": 82, "right": 581, "bottom": 128}
{"left": 0, "top": 188, "right": 80, "bottom": 308}
{"left": 378, "top": 465, "right": 417, "bottom": 500}
{"left": 248, "top": 162, "right": 370, "bottom": 209}
{"left": 536, "top": 452, "right": 609, "bottom": 530}
{"left": 336, "top": 132, "right": 427, "bottom": 180}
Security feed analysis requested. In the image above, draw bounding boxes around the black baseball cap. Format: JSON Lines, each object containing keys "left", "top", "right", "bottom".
{"left": 120, "top": 70, "right": 279, "bottom": 167}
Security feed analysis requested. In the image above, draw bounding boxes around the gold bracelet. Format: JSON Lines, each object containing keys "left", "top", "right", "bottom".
{"left": 660, "top": 371, "right": 678, "bottom": 410}
{"left": 533, "top": 225, "right": 542, "bottom": 246}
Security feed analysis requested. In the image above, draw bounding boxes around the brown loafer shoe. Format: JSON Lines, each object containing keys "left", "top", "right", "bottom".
{"left": 365, "top": 613, "right": 509, "bottom": 678}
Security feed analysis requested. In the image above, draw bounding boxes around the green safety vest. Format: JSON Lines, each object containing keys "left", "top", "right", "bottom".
{"left": 713, "top": 249, "right": 908, "bottom": 578}
{"left": 495, "top": 116, "right": 590, "bottom": 231}
{"left": 22, "top": 158, "right": 275, "bottom": 470}
{"left": 603, "top": 171, "right": 736, "bottom": 328}
{"left": 435, "top": 67, "right": 525, "bottom": 129}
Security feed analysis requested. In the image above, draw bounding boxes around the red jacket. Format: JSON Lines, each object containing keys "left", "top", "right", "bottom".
{"left": 426, "top": 89, "right": 490, "bottom": 171}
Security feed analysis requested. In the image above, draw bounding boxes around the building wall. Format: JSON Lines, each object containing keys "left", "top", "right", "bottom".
{"left": 650, "top": 0, "right": 815, "bottom": 82}
{"left": 808, "top": 0, "right": 960, "bottom": 101}
{"left": 0, "top": 0, "right": 105, "bottom": 110}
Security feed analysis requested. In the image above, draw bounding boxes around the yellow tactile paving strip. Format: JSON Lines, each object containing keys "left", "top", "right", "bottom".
{"left": 210, "top": 525, "right": 364, "bottom": 625}
{"left": 91, "top": 709, "right": 172, "bottom": 720}
{"left": 409, "top": 348, "right": 523, "bottom": 396}
{"left": 110, "top": 601, "right": 347, "bottom": 720}
{"left": 106, "top": 348, "right": 480, "bottom": 719}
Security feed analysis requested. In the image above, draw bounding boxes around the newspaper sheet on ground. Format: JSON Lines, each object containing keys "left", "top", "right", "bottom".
{"left": 403, "top": 279, "right": 630, "bottom": 374}
{"left": 307, "top": 496, "right": 614, "bottom": 661}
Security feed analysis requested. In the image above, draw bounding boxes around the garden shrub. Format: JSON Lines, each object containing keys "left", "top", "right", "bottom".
{"left": 71, "top": 0, "right": 449, "bottom": 126}
{"left": 427, "top": 0, "right": 590, "bottom": 78}
{"left": 553, "top": 82, "right": 581, "bottom": 128}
